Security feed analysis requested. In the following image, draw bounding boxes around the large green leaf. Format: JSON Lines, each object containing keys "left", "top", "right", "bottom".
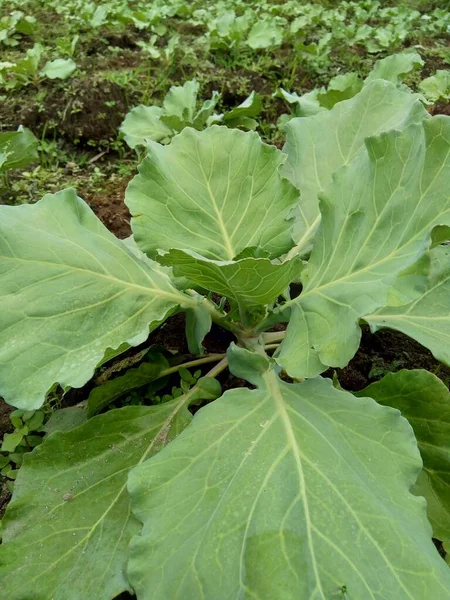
{"left": 276, "top": 116, "right": 450, "bottom": 379}
{"left": 162, "top": 80, "right": 199, "bottom": 123}
{"left": 316, "top": 73, "right": 363, "bottom": 109}
{"left": 219, "top": 91, "right": 263, "bottom": 129}
{"left": 275, "top": 87, "right": 325, "bottom": 118}
{"left": 126, "top": 126, "right": 299, "bottom": 260}
{"left": 0, "top": 125, "right": 38, "bottom": 172}
{"left": 128, "top": 351, "right": 450, "bottom": 599}
{"left": 223, "top": 91, "right": 262, "bottom": 121}
{"left": 159, "top": 249, "right": 303, "bottom": 311}
{"left": 356, "top": 369, "right": 450, "bottom": 546}
{"left": 283, "top": 79, "right": 427, "bottom": 255}
{"left": 364, "top": 245, "right": 450, "bottom": 367}
{"left": 0, "top": 400, "right": 193, "bottom": 600}
{"left": 365, "top": 52, "right": 423, "bottom": 85}
{"left": 87, "top": 351, "right": 169, "bottom": 417}
{"left": 420, "top": 70, "right": 450, "bottom": 103}
{"left": 0, "top": 189, "right": 191, "bottom": 409}
{"left": 247, "top": 20, "right": 282, "bottom": 49}
{"left": 40, "top": 58, "right": 76, "bottom": 80}
{"left": 119, "top": 105, "right": 172, "bottom": 148}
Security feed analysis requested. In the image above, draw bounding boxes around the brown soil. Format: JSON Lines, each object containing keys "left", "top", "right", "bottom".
{"left": 431, "top": 102, "right": 450, "bottom": 116}
{"left": 0, "top": 400, "right": 13, "bottom": 517}
{"left": 0, "top": 482, "right": 11, "bottom": 521}
{"left": 0, "top": 400, "right": 13, "bottom": 438}
{"left": 0, "top": 76, "right": 130, "bottom": 144}
{"left": 332, "top": 327, "right": 450, "bottom": 391}
{"left": 86, "top": 180, "right": 132, "bottom": 239}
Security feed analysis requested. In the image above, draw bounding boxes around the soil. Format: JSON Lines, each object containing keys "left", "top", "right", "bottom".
{"left": 332, "top": 326, "right": 450, "bottom": 391}
{"left": 86, "top": 180, "right": 132, "bottom": 239}
{"left": 0, "top": 402, "right": 13, "bottom": 518}
{"left": 432, "top": 102, "right": 450, "bottom": 117}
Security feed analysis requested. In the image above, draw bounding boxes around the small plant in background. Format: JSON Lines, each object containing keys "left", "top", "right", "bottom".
{"left": 120, "top": 79, "right": 262, "bottom": 150}
{"left": 0, "top": 43, "right": 76, "bottom": 90}
{"left": 0, "top": 10, "right": 36, "bottom": 47}
{"left": 0, "top": 125, "right": 38, "bottom": 188}
{"left": 0, "top": 410, "right": 45, "bottom": 492}
{"left": 420, "top": 70, "right": 450, "bottom": 103}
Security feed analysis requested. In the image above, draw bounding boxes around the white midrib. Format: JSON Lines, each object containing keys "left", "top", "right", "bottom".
{"left": 263, "top": 369, "right": 326, "bottom": 599}
{"left": 284, "top": 214, "right": 321, "bottom": 261}
{"left": 195, "top": 147, "right": 236, "bottom": 260}
{"left": 1, "top": 254, "right": 194, "bottom": 307}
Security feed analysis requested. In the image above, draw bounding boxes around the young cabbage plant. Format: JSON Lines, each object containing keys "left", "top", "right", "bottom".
{"left": 120, "top": 79, "right": 262, "bottom": 150}
{"left": 0, "top": 125, "right": 38, "bottom": 187}
{"left": 1, "top": 77, "right": 450, "bottom": 600}
{"left": 0, "top": 42, "right": 77, "bottom": 90}
{"left": 276, "top": 51, "right": 424, "bottom": 130}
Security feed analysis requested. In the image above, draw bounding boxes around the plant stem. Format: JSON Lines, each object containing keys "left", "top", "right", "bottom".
{"left": 160, "top": 342, "right": 280, "bottom": 380}
{"left": 264, "top": 343, "right": 280, "bottom": 351}
{"left": 161, "top": 354, "right": 226, "bottom": 377}
{"left": 262, "top": 331, "right": 286, "bottom": 344}
{"left": 188, "top": 292, "right": 242, "bottom": 336}
{"left": 203, "top": 357, "right": 228, "bottom": 379}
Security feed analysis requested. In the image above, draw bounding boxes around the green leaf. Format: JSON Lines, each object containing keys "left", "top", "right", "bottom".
{"left": 366, "top": 52, "right": 424, "bottom": 86}
{"left": 119, "top": 105, "right": 172, "bottom": 148}
{"left": 9, "top": 410, "right": 24, "bottom": 429}
{"left": 90, "top": 5, "right": 109, "bottom": 27}
{"left": 226, "top": 341, "right": 271, "bottom": 384}
{"left": 126, "top": 126, "right": 299, "bottom": 261}
{"left": 128, "top": 360, "right": 450, "bottom": 599}
{"left": 163, "top": 80, "right": 199, "bottom": 123}
{"left": 42, "top": 406, "right": 87, "bottom": 434}
{"left": 1, "top": 432, "right": 23, "bottom": 453}
{"left": 0, "top": 126, "right": 38, "bottom": 172}
{"left": 98, "top": 341, "right": 131, "bottom": 367}
{"left": 40, "top": 58, "right": 76, "bottom": 80}
{"left": 356, "top": 369, "right": 450, "bottom": 546}
{"left": 0, "top": 455, "right": 10, "bottom": 469}
{"left": 420, "top": 70, "right": 450, "bottom": 103}
{"left": 276, "top": 88, "right": 326, "bottom": 118}
{"left": 0, "top": 400, "right": 193, "bottom": 600}
{"left": 431, "top": 225, "right": 450, "bottom": 247}
{"left": 15, "top": 14, "right": 36, "bottom": 36}
{"left": 159, "top": 249, "right": 303, "bottom": 311}
{"left": 0, "top": 189, "right": 191, "bottom": 409}
{"left": 25, "top": 410, "right": 45, "bottom": 431}
{"left": 385, "top": 253, "right": 430, "bottom": 307}
{"left": 87, "top": 353, "right": 170, "bottom": 417}
{"left": 193, "top": 90, "right": 221, "bottom": 128}
{"left": 223, "top": 91, "right": 262, "bottom": 121}
{"left": 317, "top": 73, "right": 363, "bottom": 109}
{"left": 10, "top": 42, "right": 42, "bottom": 75}
{"left": 185, "top": 302, "right": 212, "bottom": 355}
{"left": 221, "top": 116, "right": 258, "bottom": 130}
{"left": 283, "top": 80, "right": 427, "bottom": 256}
{"left": 364, "top": 245, "right": 450, "bottom": 367}
{"left": 277, "top": 115, "right": 450, "bottom": 379}
{"left": 159, "top": 113, "right": 187, "bottom": 133}
{"left": 247, "top": 20, "right": 282, "bottom": 49}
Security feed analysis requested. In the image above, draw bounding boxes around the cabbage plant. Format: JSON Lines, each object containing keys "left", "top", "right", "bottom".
{"left": 0, "top": 125, "right": 38, "bottom": 183}
{"left": 120, "top": 79, "right": 262, "bottom": 149}
{"left": 1, "top": 77, "right": 450, "bottom": 599}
